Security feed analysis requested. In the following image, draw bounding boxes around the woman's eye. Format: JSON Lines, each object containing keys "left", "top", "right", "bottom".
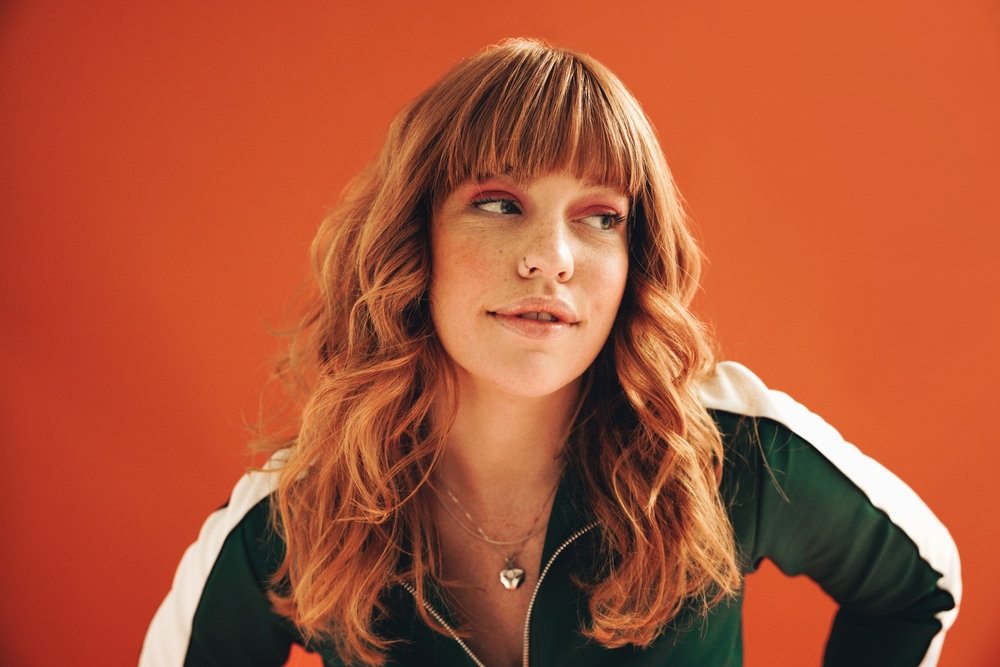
{"left": 581, "top": 212, "right": 624, "bottom": 230}
{"left": 473, "top": 198, "right": 521, "bottom": 215}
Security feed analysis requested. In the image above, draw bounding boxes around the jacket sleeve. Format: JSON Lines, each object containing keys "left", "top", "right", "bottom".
{"left": 749, "top": 417, "right": 958, "bottom": 666}
{"left": 704, "top": 361, "right": 961, "bottom": 667}
{"left": 138, "top": 454, "right": 302, "bottom": 667}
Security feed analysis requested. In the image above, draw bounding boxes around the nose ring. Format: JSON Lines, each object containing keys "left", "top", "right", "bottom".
{"left": 523, "top": 256, "right": 530, "bottom": 271}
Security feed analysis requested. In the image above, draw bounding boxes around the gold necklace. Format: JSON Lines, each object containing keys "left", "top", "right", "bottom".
{"left": 434, "top": 481, "right": 560, "bottom": 590}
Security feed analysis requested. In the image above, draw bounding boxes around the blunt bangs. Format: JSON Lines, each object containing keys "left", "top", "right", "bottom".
{"left": 428, "top": 41, "right": 652, "bottom": 203}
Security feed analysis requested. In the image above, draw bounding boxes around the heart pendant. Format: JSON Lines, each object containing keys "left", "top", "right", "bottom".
{"left": 499, "top": 567, "right": 525, "bottom": 590}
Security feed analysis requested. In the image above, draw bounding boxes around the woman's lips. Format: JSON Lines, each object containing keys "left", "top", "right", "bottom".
{"left": 489, "top": 312, "right": 572, "bottom": 339}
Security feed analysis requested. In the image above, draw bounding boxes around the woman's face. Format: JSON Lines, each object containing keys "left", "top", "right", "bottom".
{"left": 430, "top": 171, "right": 630, "bottom": 399}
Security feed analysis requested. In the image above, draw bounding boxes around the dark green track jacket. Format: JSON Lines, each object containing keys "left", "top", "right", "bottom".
{"left": 139, "top": 362, "right": 960, "bottom": 667}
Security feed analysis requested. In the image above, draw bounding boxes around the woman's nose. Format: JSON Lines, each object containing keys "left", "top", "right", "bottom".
{"left": 518, "top": 215, "right": 574, "bottom": 281}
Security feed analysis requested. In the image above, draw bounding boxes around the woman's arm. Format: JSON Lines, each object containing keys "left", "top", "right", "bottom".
{"left": 139, "top": 454, "right": 303, "bottom": 667}
{"left": 704, "top": 362, "right": 961, "bottom": 667}
{"left": 750, "top": 417, "right": 957, "bottom": 665}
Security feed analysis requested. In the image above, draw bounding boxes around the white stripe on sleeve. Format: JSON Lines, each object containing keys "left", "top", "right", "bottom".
{"left": 138, "top": 450, "right": 288, "bottom": 667}
{"left": 699, "top": 361, "right": 961, "bottom": 667}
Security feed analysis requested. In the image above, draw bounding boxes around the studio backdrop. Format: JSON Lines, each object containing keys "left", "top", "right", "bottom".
{"left": 1, "top": 1, "right": 997, "bottom": 665}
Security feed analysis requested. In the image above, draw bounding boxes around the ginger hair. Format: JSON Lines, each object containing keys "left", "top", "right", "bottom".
{"left": 259, "top": 38, "right": 740, "bottom": 665}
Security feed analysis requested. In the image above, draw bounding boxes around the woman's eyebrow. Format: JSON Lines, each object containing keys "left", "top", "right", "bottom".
{"left": 579, "top": 179, "right": 627, "bottom": 194}
{"left": 472, "top": 174, "right": 524, "bottom": 189}
{"left": 579, "top": 185, "right": 630, "bottom": 206}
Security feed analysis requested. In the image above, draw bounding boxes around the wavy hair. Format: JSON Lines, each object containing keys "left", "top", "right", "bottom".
{"left": 260, "top": 38, "right": 740, "bottom": 665}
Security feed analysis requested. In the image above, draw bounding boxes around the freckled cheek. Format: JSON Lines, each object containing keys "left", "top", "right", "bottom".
{"left": 598, "top": 279, "right": 628, "bottom": 324}
{"left": 443, "top": 233, "right": 511, "bottom": 281}
{"left": 581, "top": 249, "right": 629, "bottom": 314}
{"left": 438, "top": 239, "right": 494, "bottom": 284}
{"left": 430, "top": 235, "right": 504, "bottom": 332}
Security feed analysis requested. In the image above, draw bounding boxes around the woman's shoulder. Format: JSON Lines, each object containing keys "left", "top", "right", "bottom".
{"left": 139, "top": 451, "right": 295, "bottom": 666}
{"left": 698, "top": 360, "right": 952, "bottom": 546}
{"left": 179, "top": 450, "right": 290, "bottom": 573}
{"left": 699, "top": 361, "right": 961, "bottom": 656}
{"left": 699, "top": 360, "right": 892, "bottom": 475}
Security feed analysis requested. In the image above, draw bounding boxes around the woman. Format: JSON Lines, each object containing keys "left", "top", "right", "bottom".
{"left": 140, "top": 39, "right": 960, "bottom": 667}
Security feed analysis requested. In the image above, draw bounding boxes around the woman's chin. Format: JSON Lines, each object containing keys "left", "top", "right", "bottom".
{"left": 457, "top": 362, "right": 584, "bottom": 401}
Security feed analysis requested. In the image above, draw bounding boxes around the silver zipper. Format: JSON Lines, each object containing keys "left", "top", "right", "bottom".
{"left": 401, "top": 580, "right": 488, "bottom": 667}
{"left": 521, "top": 523, "right": 598, "bottom": 667}
{"left": 402, "top": 522, "right": 598, "bottom": 667}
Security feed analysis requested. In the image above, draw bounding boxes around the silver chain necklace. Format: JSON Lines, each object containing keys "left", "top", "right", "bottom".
{"left": 434, "top": 481, "right": 560, "bottom": 590}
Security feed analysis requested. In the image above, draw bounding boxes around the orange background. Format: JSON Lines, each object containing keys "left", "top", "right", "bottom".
{"left": 1, "top": 1, "right": 998, "bottom": 665}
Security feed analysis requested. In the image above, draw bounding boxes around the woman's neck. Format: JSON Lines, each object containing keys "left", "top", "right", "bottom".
{"left": 435, "top": 371, "right": 579, "bottom": 512}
